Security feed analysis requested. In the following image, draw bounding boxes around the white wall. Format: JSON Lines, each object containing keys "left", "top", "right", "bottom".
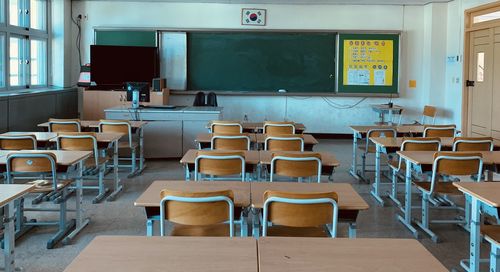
{"left": 70, "top": 1, "right": 458, "bottom": 133}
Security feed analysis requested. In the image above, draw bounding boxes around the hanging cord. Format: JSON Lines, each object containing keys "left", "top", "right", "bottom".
{"left": 70, "top": 1, "right": 83, "bottom": 69}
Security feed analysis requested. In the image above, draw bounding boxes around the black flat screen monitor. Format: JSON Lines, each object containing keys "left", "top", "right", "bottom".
{"left": 90, "top": 45, "right": 159, "bottom": 90}
{"left": 125, "top": 82, "right": 150, "bottom": 103}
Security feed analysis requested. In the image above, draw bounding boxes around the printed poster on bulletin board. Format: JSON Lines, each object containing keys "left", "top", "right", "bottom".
{"left": 338, "top": 34, "right": 399, "bottom": 94}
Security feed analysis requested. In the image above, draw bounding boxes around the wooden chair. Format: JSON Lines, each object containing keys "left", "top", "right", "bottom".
{"left": 210, "top": 121, "right": 243, "bottom": 134}
{"left": 421, "top": 105, "right": 437, "bottom": 124}
{"left": 210, "top": 134, "right": 250, "bottom": 151}
{"left": 264, "top": 134, "right": 304, "bottom": 152}
{"left": 48, "top": 118, "right": 81, "bottom": 132}
{"left": 159, "top": 189, "right": 235, "bottom": 237}
{"left": 358, "top": 128, "right": 397, "bottom": 179}
{"left": 452, "top": 137, "right": 494, "bottom": 151}
{"left": 194, "top": 150, "right": 246, "bottom": 181}
{"left": 99, "top": 120, "right": 138, "bottom": 176}
{"left": 413, "top": 152, "right": 483, "bottom": 242}
{"left": 423, "top": 125, "right": 456, "bottom": 137}
{"left": 270, "top": 152, "right": 322, "bottom": 183}
{"left": 387, "top": 137, "right": 441, "bottom": 207}
{"left": 481, "top": 225, "right": 500, "bottom": 271}
{"left": 5, "top": 152, "right": 73, "bottom": 249}
{"left": 262, "top": 190, "right": 338, "bottom": 237}
{"left": 56, "top": 133, "right": 110, "bottom": 203}
{"left": 263, "top": 121, "right": 295, "bottom": 135}
{"left": 0, "top": 135, "right": 37, "bottom": 150}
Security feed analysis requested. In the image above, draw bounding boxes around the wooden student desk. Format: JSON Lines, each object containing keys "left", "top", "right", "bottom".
{"left": 49, "top": 132, "right": 124, "bottom": 202}
{"left": 258, "top": 237, "right": 447, "bottom": 272}
{"left": 259, "top": 151, "right": 340, "bottom": 179}
{"left": 134, "top": 180, "right": 251, "bottom": 236}
{"left": 349, "top": 125, "right": 424, "bottom": 181}
{"left": 396, "top": 150, "right": 500, "bottom": 238}
{"left": 38, "top": 120, "right": 148, "bottom": 177}
{"left": 0, "top": 184, "right": 34, "bottom": 272}
{"left": 250, "top": 182, "right": 369, "bottom": 238}
{"left": 64, "top": 236, "right": 258, "bottom": 272}
{"left": 0, "top": 150, "right": 92, "bottom": 248}
{"left": 454, "top": 182, "right": 500, "bottom": 272}
{"left": 180, "top": 149, "right": 260, "bottom": 180}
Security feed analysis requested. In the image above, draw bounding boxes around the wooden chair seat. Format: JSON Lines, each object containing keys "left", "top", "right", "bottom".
{"left": 482, "top": 225, "right": 500, "bottom": 246}
{"left": 413, "top": 181, "right": 462, "bottom": 195}
{"left": 83, "top": 156, "right": 110, "bottom": 168}
{"left": 388, "top": 159, "right": 402, "bottom": 171}
{"left": 265, "top": 226, "right": 329, "bottom": 237}
{"left": 357, "top": 145, "right": 376, "bottom": 153}
{"left": 118, "top": 141, "right": 139, "bottom": 149}
{"left": 27, "top": 179, "right": 72, "bottom": 193}
{"left": 170, "top": 223, "right": 230, "bottom": 237}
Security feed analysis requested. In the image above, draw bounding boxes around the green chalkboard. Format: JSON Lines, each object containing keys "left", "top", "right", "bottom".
{"left": 95, "top": 30, "right": 157, "bottom": 47}
{"left": 187, "top": 32, "right": 336, "bottom": 93}
{"left": 338, "top": 33, "right": 399, "bottom": 94}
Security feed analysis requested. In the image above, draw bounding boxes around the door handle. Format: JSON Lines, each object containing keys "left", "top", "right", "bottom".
{"left": 466, "top": 80, "right": 475, "bottom": 87}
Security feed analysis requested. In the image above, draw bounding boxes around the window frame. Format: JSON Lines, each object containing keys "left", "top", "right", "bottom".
{"left": 0, "top": 0, "right": 49, "bottom": 91}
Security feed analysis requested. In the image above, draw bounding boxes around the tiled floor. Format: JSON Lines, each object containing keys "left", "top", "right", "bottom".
{"left": 1, "top": 139, "right": 491, "bottom": 271}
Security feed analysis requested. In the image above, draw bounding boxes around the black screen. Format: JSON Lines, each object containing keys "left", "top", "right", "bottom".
{"left": 90, "top": 45, "right": 159, "bottom": 90}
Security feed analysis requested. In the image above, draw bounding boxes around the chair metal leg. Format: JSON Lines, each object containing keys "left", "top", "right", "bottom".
{"left": 92, "top": 165, "right": 108, "bottom": 204}
{"left": 388, "top": 169, "right": 402, "bottom": 208}
{"left": 348, "top": 222, "right": 357, "bottom": 238}
{"left": 147, "top": 219, "right": 154, "bottom": 236}
{"left": 415, "top": 193, "right": 439, "bottom": 243}
{"left": 491, "top": 243, "right": 500, "bottom": 272}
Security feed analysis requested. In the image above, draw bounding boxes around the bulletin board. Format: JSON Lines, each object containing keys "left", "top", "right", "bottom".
{"left": 337, "top": 33, "right": 399, "bottom": 94}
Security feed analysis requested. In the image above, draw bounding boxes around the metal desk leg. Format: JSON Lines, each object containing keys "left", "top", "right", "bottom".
{"left": 252, "top": 208, "right": 260, "bottom": 238}
{"left": 3, "top": 201, "right": 15, "bottom": 272}
{"left": 350, "top": 132, "right": 360, "bottom": 179}
{"left": 184, "top": 164, "right": 190, "bottom": 181}
{"left": 491, "top": 243, "right": 500, "bottom": 272}
{"left": 147, "top": 219, "right": 154, "bottom": 237}
{"left": 128, "top": 127, "right": 146, "bottom": 178}
{"left": 348, "top": 222, "right": 357, "bottom": 238}
{"left": 370, "top": 144, "right": 384, "bottom": 205}
{"left": 468, "top": 198, "right": 481, "bottom": 272}
{"left": 397, "top": 158, "right": 419, "bottom": 238}
{"left": 108, "top": 139, "right": 123, "bottom": 201}
{"left": 63, "top": 161, "right": 90, "bottom": 245}
{"left": 388, "top": 109, "right": 394, "bottom": 126}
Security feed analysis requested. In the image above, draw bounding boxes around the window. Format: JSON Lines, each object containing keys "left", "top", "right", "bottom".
{"left": 473, "top": 10, "right": 500, "bottom": 24}
{"left": 1, "top": 0, "right": 48, "bottom": 90}
{"left": 0, "top": 34, "right": 5, "bottom": 88}
{"left": 477, "top": 52, "right": 485, "bottom": 82}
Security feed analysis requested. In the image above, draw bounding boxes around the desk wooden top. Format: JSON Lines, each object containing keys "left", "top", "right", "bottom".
{"left": 64, "top": 236, "right": 258, "bottom": 272}
{"left": 195, "top": 133, "right": 257, "bottom": 143}
{"left": 180, "top": 149, "right": 260, "bottom": 165}
{"left": 370, "top": 137, "right": 454, "bottom": 148}
{"left": 259, "top": 151, "right": 340, "bottom": 167}
{"left": 350, "top": 125, "right": 424, "bottom": 134}
{"left": 206, "top": 122, "right": 306, "bottom": 131}
{"left": 38, "top": 120, "right": 148, "bottom": 129}
{"left": 258, "top": 237, "right": 447, "bottom": 272}
{"left": 0, "top": 184, "right": 34, "bottom": 207}
{"left": 250, "top": 182, "right": 368, "bottom": 210}
{"left": 254, "top": 134, "right": 318, "bottom": 145}
{"left": 49, "top": 132, "right": 124, "bottom": 143}
{"left": 454, "top": 182, "right": 500, "bottom": 207}
{"left": 134, "top": 180, "right": 251, "bottom": 207}
{"left": 0, "top": 150, "right": 92, "bottom": 166}
{"left": 397, "top": 151, "right": 500, "bottom": 165}
{"left": 371, "top": 104, "right": 404, "bottom": 111}
{"left": 1, "top": 132, "right": 58, "bottom": 142}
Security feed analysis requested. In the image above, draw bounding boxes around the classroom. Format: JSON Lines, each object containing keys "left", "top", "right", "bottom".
{"left": 0, "top": 0, "right": 500, "bottom": 271}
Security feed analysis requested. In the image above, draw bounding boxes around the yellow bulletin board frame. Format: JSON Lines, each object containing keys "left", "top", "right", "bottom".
{"left": 337, "top": 33, "right": 400, "bottom": 94}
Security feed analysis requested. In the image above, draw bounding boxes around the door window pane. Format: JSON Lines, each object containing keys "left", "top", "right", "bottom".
{"left": 9, "top": 36, "right": 25, "bottom": 86}
{"left": 9, "top": 0, "right": 22, "bottom": 27}
{"left": 0, "top": 0, "right": 5, "bottom": 24}
{"left": 477, "top": 52, "right": 485, "bottom": 82}
{"left": 473, "top": 11, "right": 500, "bottom": 24}
{"left": 30, "top": 0, "right": 46, "bottom": 30}
{"left": 0, "top": 34, "right": 5, "bottom": 88}
{"left": 30, "top": 39, "right": 46, "bottom": 85}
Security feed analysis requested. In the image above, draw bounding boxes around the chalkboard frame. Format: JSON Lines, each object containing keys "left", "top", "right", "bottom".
{"left": 337, "top": 33, "right": 400, "bottom": 94}
{"left": 94, "top": 29, "right": 158, "bottom": 47}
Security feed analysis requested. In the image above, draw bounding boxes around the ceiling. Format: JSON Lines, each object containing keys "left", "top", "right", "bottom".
{"left": 79, "top": 0, "right": 452, "bottom": 5}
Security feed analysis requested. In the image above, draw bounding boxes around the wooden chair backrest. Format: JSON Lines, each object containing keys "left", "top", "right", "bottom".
{"left": 210, "top": 121, "right": 243, "bottom": 134}
{"left": 57, "top": 133, "right": 97, "bottom": 151}
{"left": 160, "top": 189, "right": 234, "bottom": 225}
{"left": 423, "top": 125, "right": 456, "bottom": 137}
{"left": 263, "top": 122, "right": 295, "bottom": 135}
{"left": 0, "top": 135, "right": 37, "bottom": 150}
{"left": 453, "top": 137, "right": 494, "bottom": 151}
{"left": 48, "top": 118, "right": 81, "bottom": 132}
{"left": 433, "top": 152, "right": 483, "bottom": 176}
{"left": 196, "top": 150, "right": 245, "bottom": 176}
{"left": 211, "top": 134, "right": 250, "bottom": 151}
{"left": 265, "top": 134, "right": 304, "bottom": 152}
{"left": 401, "top": 137, "right": 441, "bottom": 151}
{"left": 423, "top": 105, "right": 437, "bottom": 118}
{"left": 99, "top": 120, "right": 131, "bottom": 135}
{"left": 264, "top": 190, "right": 338, "bottom": 227}
{"left": 7, "top": 152, "right": 56, "bottom": 173}
{"left": 272, "top": 152, "right": 321, "bottom": 178}
{"left": 367, "top": 128, "right": 396, "bottom": 138}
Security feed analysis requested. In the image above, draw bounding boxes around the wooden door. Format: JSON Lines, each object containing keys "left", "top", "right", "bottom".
{"left": 468, "top": 29, "right": 493, "bottom": 137}
{"left": 492, "top": 27, "right": 500, "bottom": 143}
